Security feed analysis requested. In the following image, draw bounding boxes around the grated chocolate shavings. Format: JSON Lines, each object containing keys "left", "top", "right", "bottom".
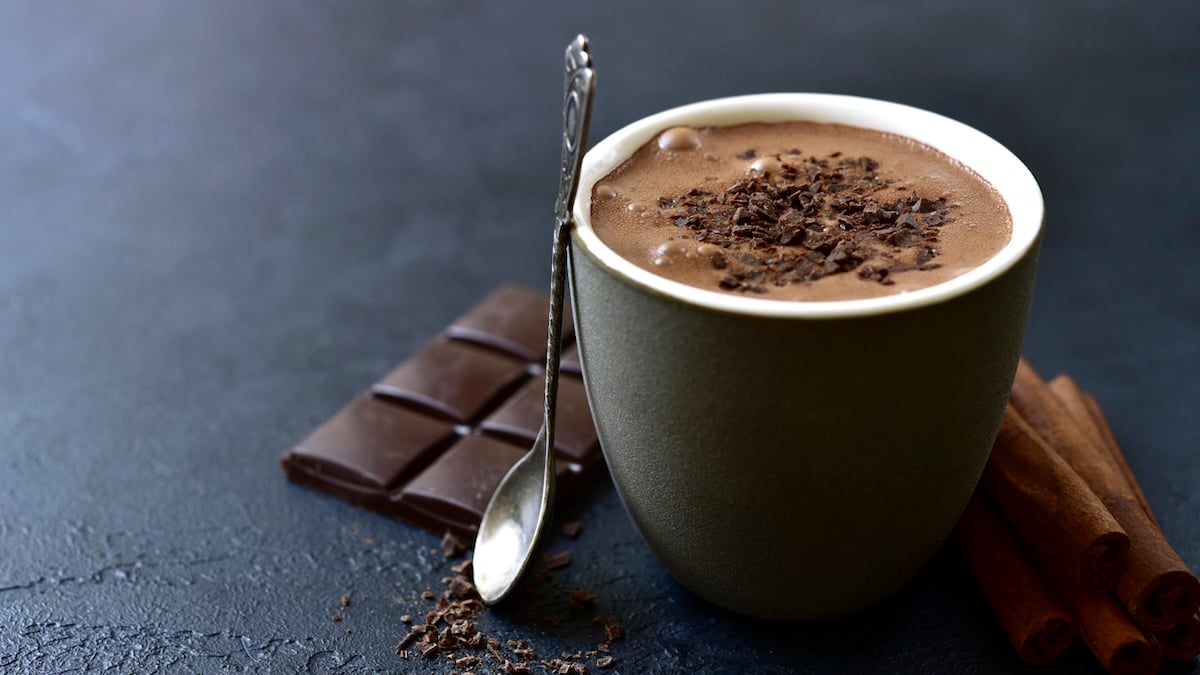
{"left": 395, "top": 540, "right": 622, "bottom": 674}
{"left": 657, "top": 152, "right": 955, "bottom": 293}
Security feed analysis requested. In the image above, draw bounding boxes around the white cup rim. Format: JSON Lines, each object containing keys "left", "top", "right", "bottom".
{"left": 571, "top": 93, "right": 1043, "bottom": 318}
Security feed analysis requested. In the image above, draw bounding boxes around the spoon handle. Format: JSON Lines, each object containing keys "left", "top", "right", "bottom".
{"left": 545, "top": 35, "right": 595, "bottom": 439}
{"left": 554, "top": 35, "right": 595, "bottom": 227}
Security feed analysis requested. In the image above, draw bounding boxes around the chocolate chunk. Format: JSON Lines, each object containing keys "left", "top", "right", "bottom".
{"left": 567, "top": 590, "right": 597, "bottom": 610}
{"left": 886, "top": 229, "right": 924, "bottom": 248}
{"left": 447, "top": 575, "right": 477, "bottom": 599}
{"left": 544, "top": 550, "right": 572, "bottom": 570}
{"left": 858, "top": 265, "right": 892, "bottom": 284}
{"left": 396, "top": 629, "right": 421, "bottom": 651}
{"left": 281, "top": 285, "right": 605, "bottom": 537}
{"left": 561, "top": 521, "right": 583, "bottom": 538}
{"left": 441, "top": 531, "right": 466, "bottom": 558}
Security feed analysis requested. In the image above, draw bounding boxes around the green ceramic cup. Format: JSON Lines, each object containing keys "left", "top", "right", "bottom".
{"left": 568, "top": 94, "right": 1043, "bottom": 620}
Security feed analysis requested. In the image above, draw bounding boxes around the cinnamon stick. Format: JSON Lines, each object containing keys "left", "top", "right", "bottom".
{"left": 1158, "top": 611, "right": 1200, "bottom": 661}
{"left": 1054, "top": 581, "right": 1163, "bottom": 675}
{"left": 1014, "top": 516, "right": 1164, "bottom": 674}
{"left": 980, "top": 404, "right": 1129, "bottom": 593}
{"left": 1156, "top": 610, "right": 1200, "bottom": 658}
{"left": 954, "top": 492, "right": 1076, "bottom": 665}
{"left": 1011, "top": 359, "right": 1200, "bottom": 630}
{"left": 1047, "top": 375, "right": 1156, "bottom": 528}
{"left": 1050, "top": 376, "right": 1200, "bottom": 663}
{"left": 1081, "top": 391, "right": 1162, "bottom": 529}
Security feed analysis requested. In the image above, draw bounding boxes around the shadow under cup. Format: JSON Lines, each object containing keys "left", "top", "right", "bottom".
{"left": 568, "top": 94, "right": 1044, "bottom": 620}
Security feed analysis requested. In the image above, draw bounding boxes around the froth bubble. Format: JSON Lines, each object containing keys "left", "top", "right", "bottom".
{"left": 653, "top": 255, "right": 674, "bottom": 267}
{"left": 749, "top": 156, "right": 782, "bottom": 174}
{"left": 657, "top": 127, "right": 702, "bottom": 152}
{"left": 594, "top": 183, "right": 618, "bottom": 199}
{"left": 696, "top": 243, "right": 720, "bottom": 257}
{"left": 626, "top": 202, "right": 646, "bottom": 213}
{"left": 655, "top": 241, "right": 688, "bottom": 256}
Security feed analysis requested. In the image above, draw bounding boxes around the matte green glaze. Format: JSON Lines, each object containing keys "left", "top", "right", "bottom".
{"left": 568, "top": 237, "right": 1040, "bottom": 619}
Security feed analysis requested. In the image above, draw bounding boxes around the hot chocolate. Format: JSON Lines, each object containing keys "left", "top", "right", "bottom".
{"left": 589, "top": 121, "right": 1012, "bottom": 301}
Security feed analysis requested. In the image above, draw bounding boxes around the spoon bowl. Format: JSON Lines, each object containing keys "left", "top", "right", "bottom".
{"left": 473, "top": 422, "right": 555, "bottom": 602}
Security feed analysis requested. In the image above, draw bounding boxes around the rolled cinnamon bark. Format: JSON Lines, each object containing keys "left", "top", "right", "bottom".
{"left": 1047, "top": 375, "right": 1156, "bottom": 528}
{"left": 954, "top": 493, "right": 1077, "bottom": 665}
{"left": 1012, "top": 360, "right": 1200, "bottom": 630}
{"left": 1059, "top": 584, "right": 1163, "bottom": 675}
{"left": 1158, "top": 611, "right": 1200, "bottom": 661}
{"left": 981, "top": 404, "right": 1129, "bottom": 593}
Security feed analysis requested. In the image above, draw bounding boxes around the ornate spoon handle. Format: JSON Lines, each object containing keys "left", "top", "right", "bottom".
{"left": 545, "top": 35, "right": 595, "bottom": 437}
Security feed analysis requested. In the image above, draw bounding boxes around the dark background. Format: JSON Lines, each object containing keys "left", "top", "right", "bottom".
{"left": 2, "top": 1, "right": 1197, "bottom": 673}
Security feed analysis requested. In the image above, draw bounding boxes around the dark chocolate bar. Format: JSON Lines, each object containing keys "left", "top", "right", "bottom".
{"left": 281, "top": 285, "right": 602, "bottom": 537}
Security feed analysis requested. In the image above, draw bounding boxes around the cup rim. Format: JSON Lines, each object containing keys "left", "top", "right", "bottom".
{"left": 571, "top": 93, "right": 1043, "bottom": 318}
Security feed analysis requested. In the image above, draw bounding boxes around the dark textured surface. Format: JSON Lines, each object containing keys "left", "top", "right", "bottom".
{"left": 1, "top": 1, "right": 1197, "bottom": 673}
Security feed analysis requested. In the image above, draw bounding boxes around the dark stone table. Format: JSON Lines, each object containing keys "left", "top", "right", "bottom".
{"left": 2, "top": 2, "right": 1196, "bottom": 673}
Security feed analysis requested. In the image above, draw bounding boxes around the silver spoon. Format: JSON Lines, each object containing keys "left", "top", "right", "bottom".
{"left": 473, "top": 35, "right": 596, "bottom": 604}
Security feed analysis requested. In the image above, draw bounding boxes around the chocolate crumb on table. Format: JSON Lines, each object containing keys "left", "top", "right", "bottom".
{"left": 567, "top": 590, "right": 597, "bottom": 611}
{"left": 280, "top": 285, "right": 604, "bottom": 538}
{"left": 561, "top": 521, "right": 583, "bottom": 538}
{"left": 442, "top": 530, "right": 466, "bottom": 558}
{"left": 543, "top": 550, "right": 572, "bottom": 570}
{"left": 394, "top": 553, "right": 623, "bottom": 674}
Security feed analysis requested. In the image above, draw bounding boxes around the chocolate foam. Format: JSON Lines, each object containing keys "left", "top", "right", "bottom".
{"left": 589, "top": 121, "right": 1012, "bottom": 302}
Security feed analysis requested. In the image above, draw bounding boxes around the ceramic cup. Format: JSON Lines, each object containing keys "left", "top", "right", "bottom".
{"left": 568, "top": 94, "right": 1043, "bottom": 620}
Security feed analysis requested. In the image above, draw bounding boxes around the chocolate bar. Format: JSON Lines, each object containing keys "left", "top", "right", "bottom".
{"left": 281, "top": 285, "right": 602, "bottom": 537}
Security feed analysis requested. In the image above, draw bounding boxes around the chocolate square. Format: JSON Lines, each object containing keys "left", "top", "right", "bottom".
{"left": 283, "top": 395, "right": 456, "bottom": 492}
{"left": 446, "top": 284, "right": 575, "bottom": 362}
{"left": 479, "top": 374, "right": 597, "bottom": 464}
{"left": 371, "top": 339, "right": 530, "bottom": 424}
{"left": 397, "top": 434, "right": 527, "bottom": 533}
